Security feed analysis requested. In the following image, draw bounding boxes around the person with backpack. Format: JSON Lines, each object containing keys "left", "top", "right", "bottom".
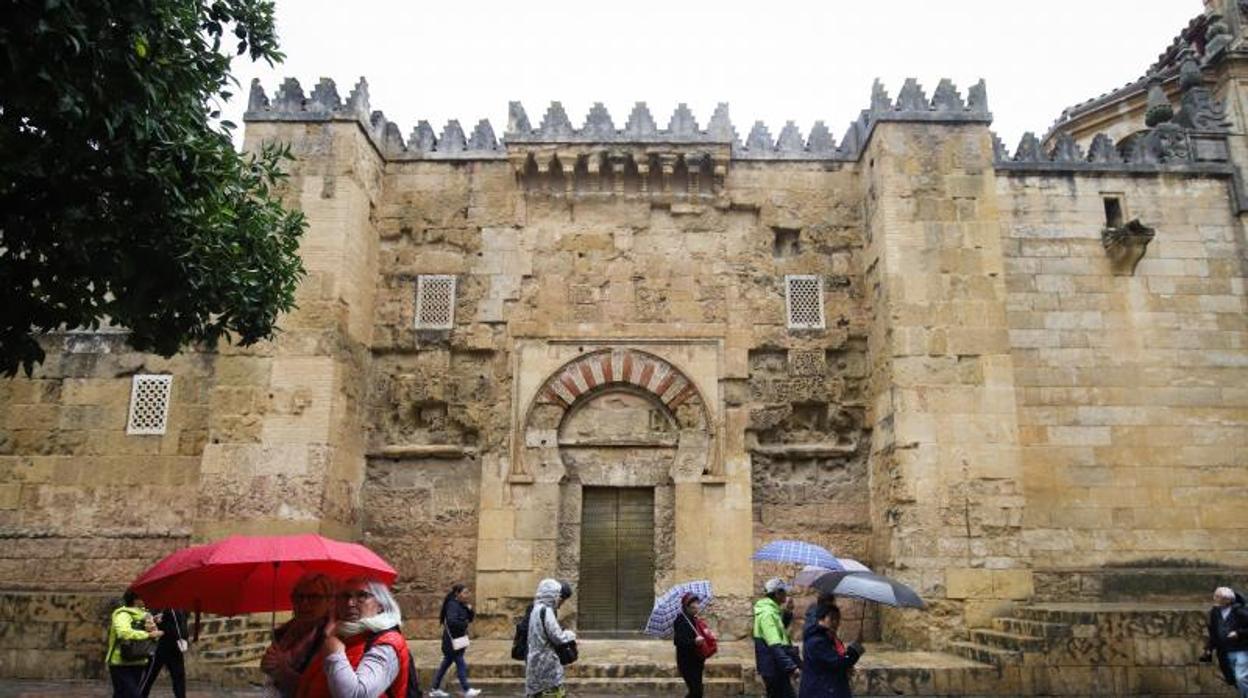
{"left": 673, "top": 593, "right": 716, "bottom": 698}
{"left": 429, "top": 583, "right": 481, "bottom": 698}
{"left": 295, "top": 577, "right": 417, "bottom": 698}
{"left": 105, "top": 589, "right": 163, "bottom": 698}
{"left": 525, "top": 579, "right": 576, "bottom": 698}
{"left": 753, "top": 578, "right": 800, "bottom": 698}
{"left": 140, "top": 608, "right": 189, "bottom": 698}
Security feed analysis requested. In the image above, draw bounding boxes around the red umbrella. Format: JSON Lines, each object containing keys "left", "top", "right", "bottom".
{"left": 130, "top": 534, "right": 397, "bottom": 618}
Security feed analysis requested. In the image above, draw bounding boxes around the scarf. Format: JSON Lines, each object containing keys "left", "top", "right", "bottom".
{"left": 335, "top": 611, "right": 402, "bottom": 639}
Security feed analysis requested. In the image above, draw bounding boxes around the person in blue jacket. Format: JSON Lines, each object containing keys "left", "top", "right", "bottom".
{"left": 798, "top": 603, "right": 863, "bottom": 698}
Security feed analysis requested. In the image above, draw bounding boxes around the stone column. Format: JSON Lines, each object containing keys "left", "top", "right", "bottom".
{"left": 862, "top": 115, "right": 1030, "bottom": 648}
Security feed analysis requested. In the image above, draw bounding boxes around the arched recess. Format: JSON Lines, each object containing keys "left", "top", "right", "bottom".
{"left": 512, "top": 348, "right": 717, "bottom": 482}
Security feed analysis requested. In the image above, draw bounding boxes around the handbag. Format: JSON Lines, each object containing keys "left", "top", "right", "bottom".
{"left": 447, "top": 625, "right": 470, "bottom": 651}
{"left": 691, "top": 615, "right": 718, "bottom": 659}
{"left": 540, "top": 607, "right": 578, "bottom": 665}
{"left": 115, "top": 611, "right": 155, "bottom": 661}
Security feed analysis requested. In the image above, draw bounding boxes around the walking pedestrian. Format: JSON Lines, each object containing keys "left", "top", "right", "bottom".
{"left": 525, "top": 579, "right": 576, "bottom": 698}
{"left": 673, "top": 593, "right": 710, "bottom": 698}
{"left": 798, "top": 604, "right": 862, "bottom": 698}
{"left": 140, "top": 608, "right": 189, "bottom": 698}
{"left": 295, "top": 577, "right": 413, "bottom": 698}
{"left": 1202, "top": 586, "right": 1248, "bottom": 697}
{"left": 802, "top": 593, "right": 836, "bottom": 631}
{"left": 261, "top": 572, "right": 335, "bottom": 697}
{"left": 430, "top": 583, "right": 481, "bottom": 698}
{"left": 753, "top": 578, "right": 799, "bottom": 698}
{"left": 105, "top": 590, "right": 163, "bottom": 698}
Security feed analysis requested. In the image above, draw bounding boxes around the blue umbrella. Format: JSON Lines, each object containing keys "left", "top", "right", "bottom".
{"left": 643, "top": 580, "right": 713, "bottom": 637}
{"left": 752, "top": 540, "right": 845, "bottom": 571}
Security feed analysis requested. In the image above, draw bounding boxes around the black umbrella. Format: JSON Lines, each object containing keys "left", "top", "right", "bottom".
{"left": 808, "top": 571, "right": 925, "bottom": 609}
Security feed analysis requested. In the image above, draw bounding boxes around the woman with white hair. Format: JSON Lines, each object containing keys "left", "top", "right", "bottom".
{"left": 1203, "top": 586, "right": 1248, "bottom": 697}
{"left": 295, "top": 578, "right": 413, "bottom": 698}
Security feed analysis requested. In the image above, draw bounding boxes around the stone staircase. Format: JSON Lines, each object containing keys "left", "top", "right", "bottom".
{"left": 946, "top": 603, "right": 1232, "bottom": 696}
{"left": 949, "top": 606, "right": 1076, "bottom": 666}
{"left": 194, "top": 615, "right": 273, "bottom": 663}
{"left": 418, "top": 659, "right": 747, "bottom": 696}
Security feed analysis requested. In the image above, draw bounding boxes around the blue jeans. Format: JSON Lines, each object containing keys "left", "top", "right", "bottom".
{"left": 433, "top": 651, "right": 471, "bottom": 692}
{"left": 1229, "top": 650, "right": 1248, "bottom": 698}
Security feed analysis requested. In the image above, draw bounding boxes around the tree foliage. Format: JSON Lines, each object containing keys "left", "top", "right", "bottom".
{"left": 0, "top": 0, "right": 306, "bottom": 376}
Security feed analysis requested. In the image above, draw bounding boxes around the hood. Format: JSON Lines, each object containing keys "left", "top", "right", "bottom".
{"left": 802, "top": 620, "right": 830, "bottom": 642}
{"left": 535, "top": 578, "right": 562, "bottom": 608}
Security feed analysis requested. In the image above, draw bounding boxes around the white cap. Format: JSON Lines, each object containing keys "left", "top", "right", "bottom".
{"left": 764, "top": 577, "right": 790, "bottom": 594}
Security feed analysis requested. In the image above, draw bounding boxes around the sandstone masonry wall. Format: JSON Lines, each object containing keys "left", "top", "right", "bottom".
{"left": 998, "top": 171, "right": 1248, "bottom": 597}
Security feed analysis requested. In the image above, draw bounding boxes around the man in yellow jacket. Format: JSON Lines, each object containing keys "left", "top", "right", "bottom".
{"left": 105, "top": 589, "right": 162, "bottom": 698}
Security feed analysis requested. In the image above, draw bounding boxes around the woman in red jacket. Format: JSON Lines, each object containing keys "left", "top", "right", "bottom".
{"left": 296, "top": 578, "right": 412, "bottom": 698}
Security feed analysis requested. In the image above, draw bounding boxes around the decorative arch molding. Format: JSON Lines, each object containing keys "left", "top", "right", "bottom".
{"left": 512, "top": 348, "right": 718, "bottom": 481}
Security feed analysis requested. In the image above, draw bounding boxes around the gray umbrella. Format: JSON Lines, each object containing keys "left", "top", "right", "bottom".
{"left": 808, "top": 571, "right": 925, "bottom": 609}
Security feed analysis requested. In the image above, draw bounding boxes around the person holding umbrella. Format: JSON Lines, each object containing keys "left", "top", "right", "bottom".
{"left": 261, "top": 572, "right": 335, "bottom": 697}
{"left": 753, "top": 577, "right": 800, "bottom": 698}
{"left": 799, "top": 604, "right": 863, "bottom": 698}
{"left": 296, "top": 577, "right": 413, "bottom": 698}
{"left": 673, "top": 592, "right": 714, "bottom": 698}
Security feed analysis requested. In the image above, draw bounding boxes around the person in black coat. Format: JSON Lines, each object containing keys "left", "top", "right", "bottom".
{"left": 673, "top": 593, "right": 708, "bottom": 698}
{"left": 139, "top": 609, "right": 188, "bottom": 698}
{"left": 1202, "top": 587, "right": 1248, "bottom": 696}
{"left": 798, "top": 604, "right": 862, "bottom": 698}
{"left": 430, "top": 583, "right": 480, "bottom": 698}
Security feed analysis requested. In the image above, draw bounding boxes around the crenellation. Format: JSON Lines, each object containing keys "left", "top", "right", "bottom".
{"left": 7, "top": 23, "right": 1248, "bottom": 688}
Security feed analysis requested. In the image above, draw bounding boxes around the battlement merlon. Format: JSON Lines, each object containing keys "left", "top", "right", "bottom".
{"left": 242, "top": 76, "right": 993, "bottom": 163}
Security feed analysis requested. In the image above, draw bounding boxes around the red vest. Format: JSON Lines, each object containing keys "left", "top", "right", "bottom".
{"left": 296, "top": 630, "right": 410, "bottom": 698}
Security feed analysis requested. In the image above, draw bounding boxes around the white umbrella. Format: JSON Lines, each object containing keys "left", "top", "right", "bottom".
{"left": 794, "top": 561, "right": 870, "bottom": 588}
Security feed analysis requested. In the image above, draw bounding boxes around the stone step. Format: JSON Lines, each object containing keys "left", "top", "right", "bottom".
{"left": 453, "top": 676, "right": 745, "bottom": 696}
{"left": 197, "top": 627, "right": 272, "bottom": 647}
{"left": 199, "top": 641, "right": 269, "bottom": 663}
{"left": 196, "top": 616, "right": 270, "bottom": 636}
{"left": 991, "top": 616, "right": 1071, "bottom": 639}
{"left": 946, "top": 641, "right": 1021, "bottom": 667}
{"left": 1015, "top": 606, "right": 1100, "bottom": 625}
{"left": 967, "top": 629, "right": 1049, "bottom": 653}
{"left": 414, "top": 662, "right": 745, "bottom": 680}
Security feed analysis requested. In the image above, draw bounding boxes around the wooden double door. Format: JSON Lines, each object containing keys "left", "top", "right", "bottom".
{"left": 578, "top": 487, "right": 655, "bottom": 633}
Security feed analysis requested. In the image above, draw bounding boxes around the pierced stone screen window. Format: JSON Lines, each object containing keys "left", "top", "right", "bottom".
{"left": 785, "top": 275, "right": 825, "bottom": 329}
{"left": 126, "top": 374, "right": 172, "bottom": 435}
{"left": 415, "top": 275, "right": 456, "bottom": 329}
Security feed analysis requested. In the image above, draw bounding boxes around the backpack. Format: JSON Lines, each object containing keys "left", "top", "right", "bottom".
{"left": 363, "top": 629, "right": 421, "bottom": 698}
{"left": 511, "top": 604, "right": 533, "bottom": 661}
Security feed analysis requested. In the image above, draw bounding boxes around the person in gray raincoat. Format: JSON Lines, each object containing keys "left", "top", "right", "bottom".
{"left": 525, "top": 579, "right": 576, "bottom": 698}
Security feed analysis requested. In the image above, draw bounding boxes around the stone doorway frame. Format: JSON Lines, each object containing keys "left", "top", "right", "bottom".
{"left": 512, "top": 347, "right": 718, "bottom": 482}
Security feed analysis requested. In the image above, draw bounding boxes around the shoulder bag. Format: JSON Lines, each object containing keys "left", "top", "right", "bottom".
{"left": 540, "top": 607, "right": 578, "bottom": 665}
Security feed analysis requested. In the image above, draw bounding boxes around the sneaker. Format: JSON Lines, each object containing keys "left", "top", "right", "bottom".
{"left": 428, "top": 691, "right": 450, "bottom": 698}
{"left": 465, "top": 690, "right": 482, "bottom": 697}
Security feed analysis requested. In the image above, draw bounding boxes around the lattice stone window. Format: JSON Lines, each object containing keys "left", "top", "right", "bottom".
{"left": 785, "top": 275, "right": 825, "bottom": 330}
{"left": 415, "top": 275, "right": 456, "bottom": 329}
{"left": 126, "top": 374, "right": 172, "bottom": 435}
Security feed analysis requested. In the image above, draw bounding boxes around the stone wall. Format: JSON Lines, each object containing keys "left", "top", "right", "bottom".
{"left": 0, "top": 333, "right": 210, "bottom": 590}
{"left": 998, "top": 171, "right": 1248, "bottom": 593}
{"left": 863, "top": 121, "right": 1030, "bottom": 648}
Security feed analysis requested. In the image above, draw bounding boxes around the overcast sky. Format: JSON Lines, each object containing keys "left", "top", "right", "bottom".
{"left": 224, "top": 0, "right": 1199, "bottom": 152}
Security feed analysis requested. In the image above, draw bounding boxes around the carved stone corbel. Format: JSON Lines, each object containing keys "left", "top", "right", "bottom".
{"left": 1102, "top": 219, "right": 1156, "bottom": 275}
